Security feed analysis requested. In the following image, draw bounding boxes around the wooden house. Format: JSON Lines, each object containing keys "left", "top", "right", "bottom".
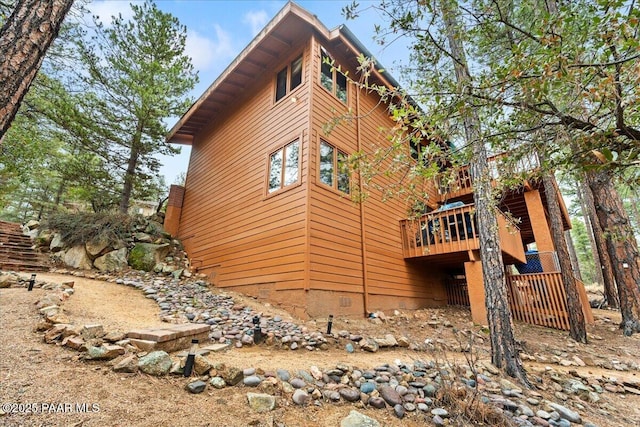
{"left": 165, "top": 2, "right": 592, "bottom": 328}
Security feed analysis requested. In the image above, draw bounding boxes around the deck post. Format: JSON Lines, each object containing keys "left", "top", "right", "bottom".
{"left": 464, "top": 257, "right": 487, "bottom": 325}
{"left": 524, "top": 190, "right": 557, "bottom": 271}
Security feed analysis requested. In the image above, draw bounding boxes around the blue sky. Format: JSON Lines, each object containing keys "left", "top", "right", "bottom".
{"left": 87, "top": 0, "right": 410, "bottom": 184}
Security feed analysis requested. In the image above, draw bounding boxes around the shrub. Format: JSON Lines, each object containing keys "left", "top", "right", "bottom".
{"left": 43, "top": 211, "right": 136, "bottom": 248}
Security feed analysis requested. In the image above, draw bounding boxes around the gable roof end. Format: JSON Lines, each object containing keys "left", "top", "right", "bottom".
{"left": 166, "top": 1, "right": 400, "bottom": 145}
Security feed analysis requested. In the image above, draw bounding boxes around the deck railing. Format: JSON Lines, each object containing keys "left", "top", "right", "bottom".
{"left": 400, "top": 204, "right": 479, "bottom": 258}
{"left": 400, "top": 204, "right": 524, "bottom": 261}
{"left": 436, "top": 152, "right": 540, "bottom": 199}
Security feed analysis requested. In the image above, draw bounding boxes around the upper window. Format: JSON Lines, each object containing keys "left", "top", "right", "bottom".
{"left": 268, "top": 139, "right": 300, "bottom": 193}
{"left": 275, "top": 55, "right": 303, "bottom": 102}
{"left": 319, "top": 140, "right": 350, "bottom": 194}
{"left": 320, "top": 47, "right": 347, "bottom": 103}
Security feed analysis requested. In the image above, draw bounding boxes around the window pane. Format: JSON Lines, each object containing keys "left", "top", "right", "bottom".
{"left": 320, "top": 50, "right": 333, "bottom": 92}
{"left": 284, "top": 140, "right": 299, "bottom": 186}
{"left": 319, "top": 141, "right": 334, "bottom": 186}
{"left": 290, "top": 56, "right": 302, "bottom": 91}
{"left": 336, "top": 72, "right": 347, "bottom": 103}
{"left": 269, "top": 149, "right": 283, "bottom": 192}
{"left": 275, "top": 67, "right": 287, "bottom": 101}
{"left": 337, "top": 151, "right": 350, "bottom": 194}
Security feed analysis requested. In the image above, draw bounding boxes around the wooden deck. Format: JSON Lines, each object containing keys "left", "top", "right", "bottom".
{"left": 399, "top": 204, "right": 525, "bottom": 264}
{"left": 435, "top": 152, "right": 540, "bottom": 201}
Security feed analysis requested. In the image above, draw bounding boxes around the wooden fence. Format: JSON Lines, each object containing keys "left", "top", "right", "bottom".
{"left": 446, "top": 277, "right": 470, "bottom": 307}
{"left": 506, "top": 272, "right": 570, "bottom": 330}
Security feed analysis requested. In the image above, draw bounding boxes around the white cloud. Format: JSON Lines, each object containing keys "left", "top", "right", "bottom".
{"left": 185, "top": 25, "right": 235, "bottom": 73}
{"left": 88, "top": 0, "right": 137, "bottom": 26}
{"left": 243, "top": 10, "right": 269, "bottom": 36}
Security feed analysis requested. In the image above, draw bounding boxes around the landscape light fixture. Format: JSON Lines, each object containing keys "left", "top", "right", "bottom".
{"left": 27, "top": 273, "right": 36, "bottom": 291}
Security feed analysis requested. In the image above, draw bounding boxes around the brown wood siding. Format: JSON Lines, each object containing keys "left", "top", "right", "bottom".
{"left": 178, "top": 43, "right": 312, "bottom": 291}
{"left": 307, "top": 37, "right": 365, "bottom": 296}
{"left": 307, "top": 36, "right": 445, "bottom": 306}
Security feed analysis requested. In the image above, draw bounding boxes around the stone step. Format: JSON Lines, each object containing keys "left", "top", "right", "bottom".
{"left": 127, "top": 323, "right": 210, "bottom": 353}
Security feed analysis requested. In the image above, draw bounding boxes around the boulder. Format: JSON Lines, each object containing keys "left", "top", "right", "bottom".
{"left": 24, "top": 219, "right": 40, "bottom": 230}
{"left": 127, "top": 243, "right": 170, "bottom": 272}
{"left": 85, "top": 236, "right": 111, "bottom": 257}
{"left": 0, "top": 274, "right": 17, "bottom": 288}
{"left": 63, "top": 245, "right": 93, "bottom": 270}
{"left": 49, "top": 233, "right": 65, "bottom": 252}
{"left": 94, "top": 248, "right": 128, "bottom": 272}
{"left": 138, "top": 351, "right": 172, "bottom": 376}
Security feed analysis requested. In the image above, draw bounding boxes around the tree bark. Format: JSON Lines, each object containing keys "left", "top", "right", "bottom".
{"left": 542, "top": 171, "right": 587, "bottom": 342}
{"left": 0, "top": 0, "right": 74, "bottom": 139}
{"left": 119, "top": 123, "right": 144, "bottom": 213}
{"left": 587, "top": 169, "right": 640, "bottom": 335}
{"left": 565, "top": 230, "right": 582, "bottom": 282}
{"left": 579, "top": 179, "right": 619, "bottom": 308}
{"left": 439, "top": 0, "right": 529, "bottom": 385}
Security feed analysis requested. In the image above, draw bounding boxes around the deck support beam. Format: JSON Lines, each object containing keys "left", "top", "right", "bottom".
{"left": 464, "top": 256, "right": 487, "bottom": 325}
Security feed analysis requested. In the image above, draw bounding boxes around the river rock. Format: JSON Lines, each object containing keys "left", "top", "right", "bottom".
{"left": 292, "top": 389, "right": 310, "bottom": 406}
{"left": 547, "top": 402, "right": 582, "bottom": 424}
{"left": 379, "top": 385, "right": 402, "bottom": 406}
{"left": 186, "top": 380, "right": 207, "bottom": 394}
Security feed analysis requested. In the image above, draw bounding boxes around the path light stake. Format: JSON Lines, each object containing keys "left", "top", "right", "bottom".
{"left": 326, "top": 314, "right": 334, "bottom": 335}
{"left": 27, "top": 273, "right": 36, "bottom": 291}
{"left": 253, "top": 315, "right": 262, "bottom": 344}
{"left": 183, "top": 339, "right": 198, "bottom": 377}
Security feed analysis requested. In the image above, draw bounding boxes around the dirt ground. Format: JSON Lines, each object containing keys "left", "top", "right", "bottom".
{"left": 1, "top": 272, "right": 639, "bottom": 427}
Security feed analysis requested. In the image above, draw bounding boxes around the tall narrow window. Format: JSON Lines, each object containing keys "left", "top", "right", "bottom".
{"left": 319, "top": 140, "right": 349, "bottom": 194}
{"left": 319, "top": 47, "right": 347, "bottom": 104}
{"left": 275, "top": 67, "right": 287, "bottom": 102}
{"left": 275, "top": 54, "right": 303, "bottom": 102}
{"left": 268, "top": 139, "right": 300, "bottom": 193}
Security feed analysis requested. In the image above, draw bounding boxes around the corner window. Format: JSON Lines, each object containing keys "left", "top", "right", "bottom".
{"left": 268, "top": 139, "right": 300, "bottom": 193}
{"left": 275, "top": 54, "right": 303, "bottom": 102}
{"left": 320, "top": 47, "right": 347, "bottom": 103}
{"left": 319, "top": 140, "right": 350, "bottom": 194}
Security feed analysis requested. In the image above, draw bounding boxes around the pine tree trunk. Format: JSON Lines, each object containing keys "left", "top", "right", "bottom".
{"left": 119, "top": 147, "right": 139, "bottom": 214}
{"left": 565, "top": 230, "right": 582, "bottom": 282}
{"left": 0, "top": 0, "right": 74, "bottom": 139}
{"left": 119, "top": 124, "right": 144, "bottom": 214}
{"left": 542, "top": 172, "right": 587, "bottom": 342}
{"left": 579, "top": 179, "right": 619, "bottom": 308}
{"left": 587, "top": 169, "right": 640, "bottom": 335}
{"left": 439, "top": 0, "right": 529, "bottom": 385}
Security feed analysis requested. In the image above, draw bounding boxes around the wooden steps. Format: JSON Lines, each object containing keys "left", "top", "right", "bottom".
{"left": 0, "top": 220, "right": 50, "bottom": 272}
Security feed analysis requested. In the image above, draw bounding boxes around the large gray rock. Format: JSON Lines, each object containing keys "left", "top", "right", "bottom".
{"left": 49, "top": 233, "right": 65, "bottom": 252}
{"left": 341, "top": 410, "right": 380, "bottom": 427}
{"left": 63, "top": 245, "right": 93, "bottom": 270}
{"left": 137, "top": 351, "right": 172, "bottom": 376}
{"left": 547, "top": 402, "right": 582, "bottom": 424}
{"left": 94, "top": 248, "right": 128, "bottom": 272}
{"left": 127, "top": 243, "right": 170, "bottom": 272}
